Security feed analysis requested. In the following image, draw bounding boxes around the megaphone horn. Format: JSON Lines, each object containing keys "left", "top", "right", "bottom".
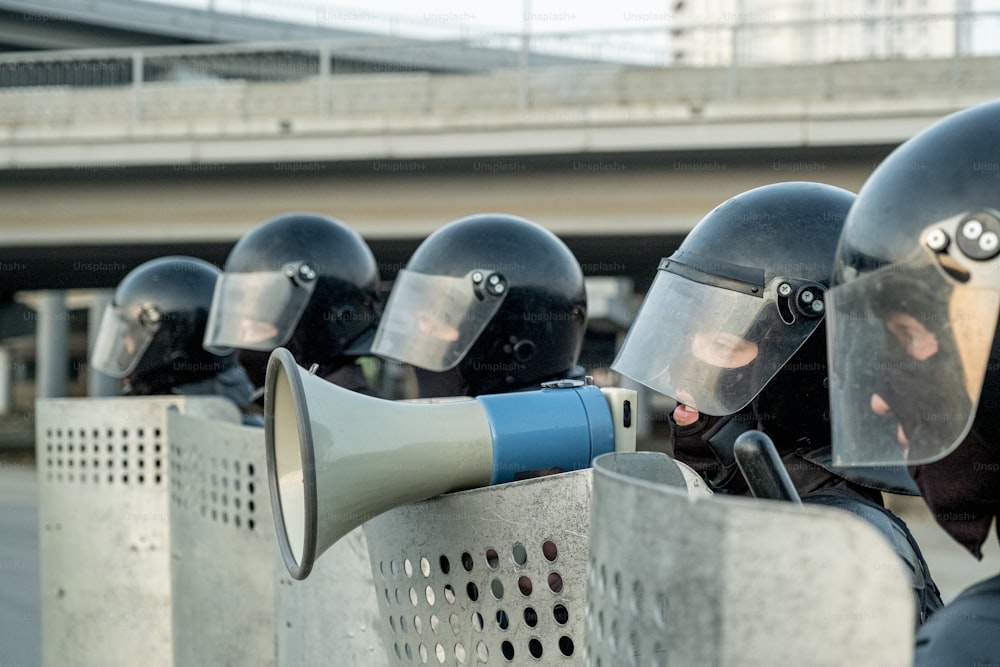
{"left": 264, "top": 347, "right": 636, "bottom": 580}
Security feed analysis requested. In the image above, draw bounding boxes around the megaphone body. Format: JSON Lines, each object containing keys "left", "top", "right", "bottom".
{"left": 265, "top": 347, "right": 636, "bottom": 580}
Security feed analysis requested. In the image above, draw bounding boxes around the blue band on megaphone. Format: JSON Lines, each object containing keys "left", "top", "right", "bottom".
{"left": 479, "top": 384, "right": 616, "bottom": 484}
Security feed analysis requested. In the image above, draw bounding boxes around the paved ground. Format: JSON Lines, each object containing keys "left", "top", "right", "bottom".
{"left": 887, "top": 492, "right": 1000, "bottom": 605}
{"left": 0, "top": 457, "right": 996, "bottom": 667}
{"left": 0, "top": 459, "right": 41, "bottom": 667}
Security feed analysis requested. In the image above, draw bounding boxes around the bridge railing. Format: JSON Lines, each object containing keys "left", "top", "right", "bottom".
{"left": 3, "top": 7, "right": 1000, "bottom": 81}
{"left": 2, "top": 10, "right": 1000, "bottom": 125}
{"left": 3, "top": 56, "right": 1000, "bottom": 127}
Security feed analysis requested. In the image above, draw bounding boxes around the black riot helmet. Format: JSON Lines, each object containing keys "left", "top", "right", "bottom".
{"left": 204, "top": 213, "right": 381, "bottom": 382}
{"left": 614, "top": 181, "right": 852, "bottom": 425}
{"left": 91, "top": 256, "right": 238, "bottom": 395}
{"left": 828, "top": 100, "right": 1000, "bottom": 557}
{"left": 372, "top": 213, "right": 587, "bottom": 397}
{"left": 828, "top": 99, "right": 1000, "bottom": 468}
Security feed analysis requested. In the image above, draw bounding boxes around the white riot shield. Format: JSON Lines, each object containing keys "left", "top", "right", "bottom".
{"left": 274, "top": 526, "right": 388, "bottom": 666}
{"left": 585, "top": 451, "right": 915, "bottom": 666}
{"left": 167, "top": 411, "right": 278, "bottom": 666}
{"left": 169, "top": 415, "right": 385, "bottom": 667}
{"left": 360, "top": 458, "right": 707, "bottom": 666}
{"left": 169, "top": 411, "right": 391, "bottom": 667}
{"left": 35, "top": 396, "right": 240, "bottom": 667}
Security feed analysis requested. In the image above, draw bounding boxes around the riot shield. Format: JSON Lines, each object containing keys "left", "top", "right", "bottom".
{"left": 362, "top": 469, "right": 593, "bottom": 664}
{"left": 35, "top": 396, "right": 240, "bottom": 667}
{"left": 585, "top": 451, "right": 915, "bottom": 666}
{"left": 361, "top": 455, "right": 708, "bottom": 666}
{"left": 274, "top": 526, "right": 387, "bottom": 666}
{"left": 167, "top": 411, "right": 278, "bottom": 666}
{"left": 168, "top": 410, "right": 388, "bottom": 666}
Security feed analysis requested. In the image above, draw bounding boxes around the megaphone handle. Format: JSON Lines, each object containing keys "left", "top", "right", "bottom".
{"left": 733, "top": 430, "right": 802, "bottom": 504}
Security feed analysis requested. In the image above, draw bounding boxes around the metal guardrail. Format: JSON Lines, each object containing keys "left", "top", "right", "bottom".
{"left": 2, "top": 9, "right": 1000, "bottom": 86}
{"left": 2, "top": 55, "right": 1000, "bottom": 126}
{"left": 150, "top": 1, "right": 1000, "bottom": 67}
{"left": 1, "top": 11, "right": 1000, "bottom": 125}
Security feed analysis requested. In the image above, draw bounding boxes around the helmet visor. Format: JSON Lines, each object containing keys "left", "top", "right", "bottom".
{"left": 372, "top": 268, "right": 509, "bottom": 371}
{"left": 204, "top": 265, "right": 316, "bottom": 352}
{"left": 612, "top": 261, "right": 825, "bottom": 416}
{"left": 828, "top": 251, "right": 999, "bottom": 467}
{"left": 90, "top": 304, "right": 159, "bottom": 378}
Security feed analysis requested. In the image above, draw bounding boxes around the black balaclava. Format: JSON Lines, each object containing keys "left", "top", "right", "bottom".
{"left": 911, "top": 428, "right": 1000, "bottom": 559}
{"left": 909, "top": 333, "right": 1000, "bottom": 558}
{"left": 670, "top": 328, "right": 831, "bottom": 494}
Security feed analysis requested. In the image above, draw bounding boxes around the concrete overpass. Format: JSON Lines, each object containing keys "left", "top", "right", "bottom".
{"left": 3, "top": 46, "right": 999, "bottom": 287}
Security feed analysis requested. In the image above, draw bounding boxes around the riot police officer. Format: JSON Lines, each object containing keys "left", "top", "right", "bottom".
{"left": 371, "top": 213, "right": 587, "bottom": 398}
{"left": 826, "top": 99, "right": 1000, "bottom": 664}
{"left": 90, "top": 255, "right": 256, "bottom": 412}
{"left": 204, "top": 212, "right": 382, "bottom": 397}
{"left": 611, "top": 181, "right": 943, "bottom": 625}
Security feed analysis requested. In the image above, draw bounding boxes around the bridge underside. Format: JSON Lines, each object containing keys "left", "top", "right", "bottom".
{"left": 0, "top": 144, "right": 894, "bottom": 301}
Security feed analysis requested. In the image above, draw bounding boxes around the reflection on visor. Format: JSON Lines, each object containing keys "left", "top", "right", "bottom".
{"left": 691, "top": 331, "right": 760, "bottom": 369}
{"left": 90, "top": 305, "right": 159, "bottom": 378}
{"left": 372, "top": 268, "right": 508, "bottom": 371}
{"left": 415, "top": 311, "right": 461, "bottom": 343}
{"left": 612, "top": 269, "right": 822, "bottom": 416}
{"left": 828, "top": 257, "right": 1000, "bottom": 467}
{"left": 234, "top": 319, "right": 281, "bottom": 347}
{"left": 204, "top": 267, "right": 315, "bottom": 352}
{"left": 884, "top": 313, "right": 939, "bottom": 361}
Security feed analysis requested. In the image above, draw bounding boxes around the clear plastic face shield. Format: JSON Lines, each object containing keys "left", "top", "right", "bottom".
{"left": 204, "top": 262, "right": 318, "bottom": 353}
{"left": 829, "top": 213, "right": 1000, "bottom": 467}
{"left": 90, "top": 303, "right": 162, "bottom": 378}
{"left": 372, "top": 268, "right": 509, "bottom": 371}
{"left": 612, "top": 257, "right": 826, "bottom": 416}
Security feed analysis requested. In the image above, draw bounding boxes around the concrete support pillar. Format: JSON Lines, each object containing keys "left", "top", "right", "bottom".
{"left": 0, "top": 347, "right": 12, "bottom": 415}
{"left": 87, "top": 291, "right": 119, "bottom": 397}
{"left": 518, "top": 0, "right": 532, "bottom": 113}
{"left": 131, "top": 50, "right": 144, "bottom": 122}
{"left": 35, "top": 290, "right": 68, "bottom": 399}
{"left": 318, "top": 42, "right": 331, "bottom": 117}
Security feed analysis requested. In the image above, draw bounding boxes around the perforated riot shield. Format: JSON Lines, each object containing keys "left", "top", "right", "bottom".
{"left": 167, "top": 411, "right": 278, "bottom": 666}
{"left": 362, "top": 469, "right": 594, "bottom": 665}
{"left": 585, "top": 451, "right": 914, "bottom": 666}
{"left": 275, "top": 526, "right": 388, "bottom": 666}
{"left": 169, "top": 410, "right": 389, "bottom": 667}
{"left": 35, "top": 396, "right": 240, "bottom": 667}
{"left": 360, "top": 456, "right": 708, "bottom": 666}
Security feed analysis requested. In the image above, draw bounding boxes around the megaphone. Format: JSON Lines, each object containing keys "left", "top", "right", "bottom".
{"left": 264, "top": 347, "right": 636, "bottom": 580}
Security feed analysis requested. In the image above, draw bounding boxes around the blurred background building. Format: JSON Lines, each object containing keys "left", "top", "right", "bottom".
{"left": 672, "top": 0, "right": 1000, "bottom": 64}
